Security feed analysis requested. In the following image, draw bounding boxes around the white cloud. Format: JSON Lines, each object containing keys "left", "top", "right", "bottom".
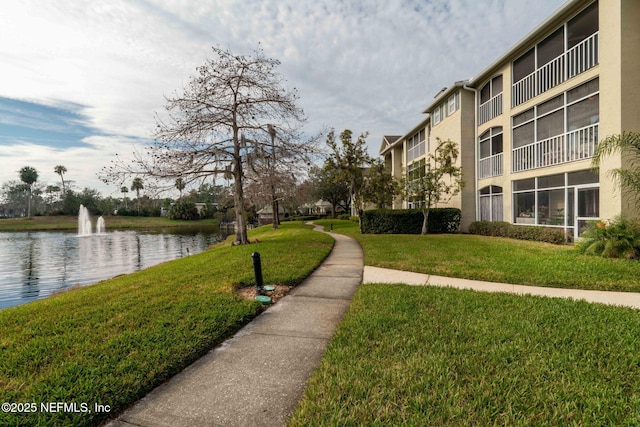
{"left": 0, "top": 0, "right": 566, "bottom": 194}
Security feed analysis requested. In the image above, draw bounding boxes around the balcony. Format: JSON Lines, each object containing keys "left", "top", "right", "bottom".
{"left": 479, "top": 93, "right": 503, "bottom": 125}
{"left": 512, "top": 123, "right": 598, "bottom": 173}
{"left": 478, "top": 153, "right": 503, "bottom": 179}
{"left": 512, "top": 32, "right": 598, "bottom": 107}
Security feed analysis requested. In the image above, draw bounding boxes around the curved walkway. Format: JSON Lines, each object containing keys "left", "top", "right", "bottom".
{"left": 107, "top": 225, "right": 363, "bottom": 427}
{"left": 364, "top": 266, "right": 640, "bottom": 309}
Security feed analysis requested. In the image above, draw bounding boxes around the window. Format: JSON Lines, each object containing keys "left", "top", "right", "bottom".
{"left": 479, "top": 127, "right": 503, "bottom": 159}
{"left": 512, "top": 78, "right": 599, "bottom": 171}
{"left": 512, "top": 1, "right": 599, "bottom": 106}
{"left": 432, "top": 105, "right": 442, "bottom": 125}
{"left": 406, "top": 129, "right": 426, "bottom": 162}
{"left": 513, "top": 48, "right": 535, "bottom": 83}
{"left": 480, "top": 75, "right": 503, "bottom": 104}
{"left": 479, "top": 186, "right": 503, "bottom": 222}
{"left": 479, "top": 75, "right": 504, "bottom": 124}
{"left": 446, "top": 92, "right": 459, "bottom": 116}
{"left": 537, "top": 27, "right": 564, "bottom": 67}
{"left": 512, "top": 170, "right": 599, "bottom": 237}
{"left": 568, "top": 1, "right": 598, "bottom": 49}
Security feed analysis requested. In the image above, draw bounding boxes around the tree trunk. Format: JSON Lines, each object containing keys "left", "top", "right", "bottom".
{"left": 421, "top": 208, "right": 429, "bottom": 235}
{"left": 27, "top": 187, "right": 32, "bottom": 219}
{"left": 233, "top": 151, "right": 249, "bottom": 245}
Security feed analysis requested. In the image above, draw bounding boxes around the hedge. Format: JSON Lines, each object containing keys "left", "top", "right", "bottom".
{"left": 361, "top": 208, "right": 461, "bottom": 234}
{"left": 468, "top": 221, "right": 568, "bottom": 245}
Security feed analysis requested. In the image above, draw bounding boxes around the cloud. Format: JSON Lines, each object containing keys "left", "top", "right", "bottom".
{"left": 0, "top": 0, "right": 566, "bottom": 194}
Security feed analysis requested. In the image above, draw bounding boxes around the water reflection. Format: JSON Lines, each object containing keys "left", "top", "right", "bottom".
{"left": 0, "top": 228, "right": 225, "bottom": 310}
{"left": 21, "top": 237, "right": 40, "bottom": 299}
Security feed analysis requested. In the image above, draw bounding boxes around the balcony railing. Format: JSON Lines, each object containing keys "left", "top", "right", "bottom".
{"left": 478, "top": 92, "right": 503, "bottom": 125}
{"left": 478, "top": 153, "right": 503, "bottom": 179}
{"left": 512, "top": 32, "right": 598, "bottom": 107}
{"left": 512, "top": 123, "right": 599, "bottom": 173}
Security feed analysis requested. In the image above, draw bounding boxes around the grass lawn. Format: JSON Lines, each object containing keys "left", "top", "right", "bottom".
{"left": 289, "top": 284, "right": 640, "bottom": 426}
{"left": 0, "top": 222, "right": 333, "bottom": 426}
{"left": 315, "top": 219, "right": 640, "bottom": 292}
{"left": 0, "top": 215, "right": 220, "bottom": 232}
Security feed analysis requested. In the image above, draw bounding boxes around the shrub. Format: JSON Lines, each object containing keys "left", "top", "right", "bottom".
{"left": 576, "top": 216, "right": 640, "bottom": 259}
{"left": 169, "top": 201, "right": 200, "bottom": 220}
{"left": 469, "top": 221, "right": 567, "bottom": 245}
{"left": 360, "top": 208, "right": 461, "bottom": 234}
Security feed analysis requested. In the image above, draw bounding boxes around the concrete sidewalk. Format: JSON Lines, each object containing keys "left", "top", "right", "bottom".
{"left": 107, "top": 227, "right": 363, "bottom": 427}
{"left": 364, "top": 266, "right": 640, "bottom": 309}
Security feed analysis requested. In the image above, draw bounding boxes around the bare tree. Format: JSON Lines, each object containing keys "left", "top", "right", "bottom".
{"left": 102, "top": 46, "right": 314, "bottom": 244}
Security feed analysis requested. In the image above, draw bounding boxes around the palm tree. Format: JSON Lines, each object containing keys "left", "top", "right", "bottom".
{"left": 175, "top": 178, "right": 186, "bottom": 200}
{"left": 131, "top": 178, "right": 144, "bottom": 211}
{"left": 54, "top": 165, "right": 67, "bottom": 195}
{"left": 592, "top": 132, "right": 640, "bottom": 208}
{"left": 120, "top": 186, "right": 129, "bottom": 209}
{"left": 19, "top": 166, "right": 38, "bottom": 218}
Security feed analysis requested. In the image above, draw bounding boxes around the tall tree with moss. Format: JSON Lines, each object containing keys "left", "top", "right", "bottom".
{"left": 19, "top": 166, "right": 38, "bottom": 219}
{"left": 404, "top": 138, "right": 464, "bottom": 234}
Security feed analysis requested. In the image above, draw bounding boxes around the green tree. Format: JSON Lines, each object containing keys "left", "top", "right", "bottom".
{"left": 404, "top": 138, "right": 464, "bottom": 234}
{"left": 19, "top": 166, "right": 38, "bottom": 218}
{"left": 120, "top": 186, "right": 129, "bottom": 209}
{"left": 361, "top": 158, "right": 402, "bottom": 209}
{"left": 175, "top": 178, "right": 186, "bottom": 200}
{"left": 131, "top": 178, "right": 144, "bottom": 210}
{"left": 326, "top": 129, "right": 371, "bottom": 216}
{"left": 309, "top": 163, "right": 350, "bottom": 217}
{"left": 54, "top": 165, "right": 67, "bottom": 195}
{"left": 592, "top": 132, "right": 640, "bottom": 208}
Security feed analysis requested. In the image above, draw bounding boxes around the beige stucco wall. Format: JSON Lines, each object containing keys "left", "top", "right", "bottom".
{"left": 389, "top": 0, "right": 640, "bottom": 227}
{"left": 428, "top": 89, "right": 476, "bottom": 231}
{"left": 620, "top": 0, "right": 640, "bottom": 217}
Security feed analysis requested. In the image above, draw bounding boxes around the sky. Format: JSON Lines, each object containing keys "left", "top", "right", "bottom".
{"left": 0, "top": 0, "right": 566, "bottom": 197}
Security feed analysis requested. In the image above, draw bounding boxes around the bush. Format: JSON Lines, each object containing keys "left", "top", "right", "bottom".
{"left": 169, "top": 201, "right": 200, "bottom": 220}
{"left": 576, "top": 217, "right": 640, "bottom": 259}
{"left": 469, "top": 221, "right": 567, "bottom": 245}
{"left": 360, "top": 208, "right": 461, "bottom": 234}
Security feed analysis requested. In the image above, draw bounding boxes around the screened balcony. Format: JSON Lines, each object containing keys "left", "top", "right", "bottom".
{"left": 512, "top": 123, "right": 598, "bottom": 173}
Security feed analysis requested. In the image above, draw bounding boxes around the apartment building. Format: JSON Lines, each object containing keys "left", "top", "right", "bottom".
{"left": 381, "top": 0, "right": 640, "bottom": 238}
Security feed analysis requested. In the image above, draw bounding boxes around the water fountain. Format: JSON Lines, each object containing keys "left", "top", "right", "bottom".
{"left": 96, "top": 216, "right": 106, "bottom": 234}
{"left": 78, "top": 205, "right": 106, "bottom": 236}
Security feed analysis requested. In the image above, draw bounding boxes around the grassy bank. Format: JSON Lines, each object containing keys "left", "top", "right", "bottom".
{"left": 315, "top": 219, "right": 640, "bottom": 292}
{"left": 0, "top": 222, "right": 333, "bottom": 426}
{"left": 289, "top": 284, "right": 640, "bottom": 426}
{"left": 0, "top": 215, "right": 220, "bottom": 232}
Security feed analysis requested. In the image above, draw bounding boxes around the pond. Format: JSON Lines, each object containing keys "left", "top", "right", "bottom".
{"left": 0, "top": 228, "right": 227, "bottom": 310}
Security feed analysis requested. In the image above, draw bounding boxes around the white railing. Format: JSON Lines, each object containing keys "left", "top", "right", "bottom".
{"left": 478, "top": 153, "right": 503, "bottom": 179}
{"left": 479, "top": 93, "right": 503, "bottom": 125}
{"left": 537, "top": 55, "right": 564, "bottom": 94}
{"left": 512, "top": 73, "right": 537, "bottom": 107}
{"left": 568, "top": 32, "right": 598, "bottom": 79}
{"left": 512, "top": 32, "right": 598, "bottom": 107}
{"left": 512, "top": 123, "right": 599, "bottom": 172}
{"left": 567, "top": 123, "right": 598, "bottom": 161}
